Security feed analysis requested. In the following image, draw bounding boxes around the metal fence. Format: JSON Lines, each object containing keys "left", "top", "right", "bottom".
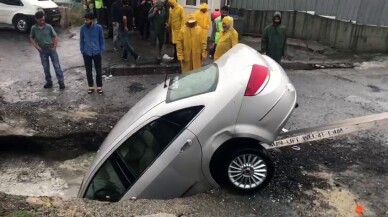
{"left": 230, "top": 0, "right": 388, "bottom": 26}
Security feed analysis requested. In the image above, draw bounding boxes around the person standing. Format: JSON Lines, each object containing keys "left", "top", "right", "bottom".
{"left": 210, "top": 6, "right": 233, "bottom": 59}
{"left": 214, "top": 16, "right": 238, "bottom": 61}
{"left": 120, "top": 0, "right": 141, "bottom": 64}
{"left": 148, "top": 0, "right": 167, "bottom": 61}
{"left": 80, "top": 12, "right": 105, "bottom": 94}
{"left": 95, "top": 0, "right": 106, "bottom": 26}
{"left": 176, "top": 14, "right": 207, "bottom": 74}
{"left": 30, "top": 11, "right": 65, "bottom": 89}
{"left": 261, "top": 11, "right": 287, "bottom": 63}
{"left": 137, "top": 0, "right": 153, "bottom": 39}
{"left": 194, "top": 3, "right": 211, "bottom": 49}
{"left": 111, "top": 0, "right": 123, "bottom": 51}
{"left": 167, "top": 0, "right": 185, "bottom": 61}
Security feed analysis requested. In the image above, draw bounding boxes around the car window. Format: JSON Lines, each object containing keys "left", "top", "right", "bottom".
{"left": 84, "top": 107, "right": 203, "bottom": 201}
{"left": 1, "top": 0, "right": 22, "bottom": 5}
{"left": 117, "top": 119, "right": 182, "bottom": 176}
{"left": 166, "top": 64, "right": 218, "bottom": 103}
{"left": 84, "top": 157, "right": 128, "bottom": 202}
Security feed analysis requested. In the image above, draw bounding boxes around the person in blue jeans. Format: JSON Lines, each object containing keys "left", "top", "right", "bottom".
{"left": 120, "top": 0, "right": 141, "bottom": 66}
{"left": 80, "top": 12, "right": 105, "bottom": 94}
{"left": 30, "top": 11, "right": 65, "bottom": 89}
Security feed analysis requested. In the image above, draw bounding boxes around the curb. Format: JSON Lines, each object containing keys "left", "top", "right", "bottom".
{"left": 105, "top": 61, "right": 354, "bottom": 76}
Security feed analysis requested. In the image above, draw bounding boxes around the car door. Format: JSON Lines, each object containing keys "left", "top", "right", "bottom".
{"left": 0, "top": 0, "right": 23, "bottom": 24}
{"left": 123, "top": 106, "right": 205, "bottom": 199}
{"left": 82, "top": 106, "right": 204, "bottom": 201}
{"left": 129, "top": 129, "right": 203, "bottom": 199}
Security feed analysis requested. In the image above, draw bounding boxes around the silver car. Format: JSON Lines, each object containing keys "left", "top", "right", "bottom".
{"left": 78, "top": 44, "right": 297, "bottom": 201}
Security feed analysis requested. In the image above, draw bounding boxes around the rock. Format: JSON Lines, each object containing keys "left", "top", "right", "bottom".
{"left": 26, "top": 196, "right": 63, "bottom": 208}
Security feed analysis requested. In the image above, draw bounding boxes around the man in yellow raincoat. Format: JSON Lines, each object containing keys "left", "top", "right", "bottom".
{"left": 177, "top": 14, "right": 207, "bottom": 73}
{"left": 168, "top": 0, "right": 185, "bottom": 60}
{"left": 194, "top": 3, "right": 211, "bottom": 47}
{"left": 214, "top": 16, "right": 238, "bottom": 61}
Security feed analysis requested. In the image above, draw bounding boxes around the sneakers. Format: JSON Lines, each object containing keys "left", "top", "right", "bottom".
{"left": 43, "top": 83, "right": 53, "bottom": 89}
{"left": 136, "top": 55, "right": 141, "bottom": 62}
{"left": 121, "top": 55, "right": 128, "bottom": 60}
{"left": 59, "top": 84, "right": 65, "bottom": 90}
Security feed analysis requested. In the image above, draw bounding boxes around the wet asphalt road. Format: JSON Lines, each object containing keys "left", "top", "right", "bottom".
{"left": 1, "top": 27, "right": 388, "bottom": 216}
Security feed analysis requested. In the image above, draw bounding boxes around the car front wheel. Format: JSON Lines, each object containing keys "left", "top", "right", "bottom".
{"left": 14, "top": 16, "right": 30, "bottom": 33}
{"left": 224, "top": 148, "right": 274, "bottom": 193}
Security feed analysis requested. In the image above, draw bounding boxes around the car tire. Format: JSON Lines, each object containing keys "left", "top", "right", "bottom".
{"left": 13, "top": 15, "right": 30, "bottom": 33}
{"left": 222, "top": 147, "right": 274, "bottom": 194}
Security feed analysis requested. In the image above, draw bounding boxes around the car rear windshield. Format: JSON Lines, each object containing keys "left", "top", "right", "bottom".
{"left": 166, "top": 64, "right": 218, "bottom": 103}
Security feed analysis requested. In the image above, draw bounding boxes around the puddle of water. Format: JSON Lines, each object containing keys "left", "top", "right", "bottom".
{"left": 0, "top": 153, "right": 94, "bottom": 200}
{"left": 305, "top": 168, "right": 376, "bottom": 217}
{"left": 355, "top": 58, "right": 388, "bottom": 70}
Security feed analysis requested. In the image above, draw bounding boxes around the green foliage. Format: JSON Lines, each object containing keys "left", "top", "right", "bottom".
{"left": 7, "top": 211, "right": 37, "bottom": 217}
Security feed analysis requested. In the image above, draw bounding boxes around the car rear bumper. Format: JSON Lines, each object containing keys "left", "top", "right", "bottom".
{"left": 46, "top": 14, "right": 62, "bottom": 24}
{"left": 260, "top": 84, "right": 297, "bottom": 141}
{"left": 43, "top": 8, "right": 62, "bottom": 24}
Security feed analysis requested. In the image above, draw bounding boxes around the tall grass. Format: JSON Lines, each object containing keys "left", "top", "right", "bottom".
{"left": 69, "top": 3, "right": 86, "bottom": 27}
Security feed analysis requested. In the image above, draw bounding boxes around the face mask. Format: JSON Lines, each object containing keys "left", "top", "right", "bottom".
{"left": 273, "top": 16, "right": 281, "bottom": 25}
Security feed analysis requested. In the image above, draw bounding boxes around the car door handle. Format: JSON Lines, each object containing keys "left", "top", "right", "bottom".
{"left": 180, "top": 139, "right": 192, "bottom": 153}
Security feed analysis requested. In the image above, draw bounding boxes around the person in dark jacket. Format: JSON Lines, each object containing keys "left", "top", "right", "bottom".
{"left": 148, "top": 0, "right": 167, "bottom": 60}
{"left": 137, "top": 0, "right": 153, "bottom": 39}
{"left": 120, "top": 0, "right": 141, "bottom": 65}
{"left": 261, "top": 11, "right": 287, "bottom": 63}
{"left": 111, "top": 0, "right": 123, "bottom": 50}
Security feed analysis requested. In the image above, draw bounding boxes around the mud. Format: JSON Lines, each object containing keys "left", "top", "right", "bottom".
{"left": 1, "top": 26, "right": 388, "bottom": 216}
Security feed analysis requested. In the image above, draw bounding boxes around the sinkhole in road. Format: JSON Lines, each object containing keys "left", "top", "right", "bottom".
{"left": 106, "top": 65, "right": 180, "bottom": 76}
{"left": 0, "top": 133, "right": 106, "bottom": 200}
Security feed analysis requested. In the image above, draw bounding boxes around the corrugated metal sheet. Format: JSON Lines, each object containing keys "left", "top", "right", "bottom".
{"left": 378, "top": 1, "right": 388, "bottom": 26}
{"left": 357, "top": 0, "right": 385, "bottom": 25}
{"left": 261, "top": 0, "right": 272, "bottom": 10}
{"left": 336, "top": 0, "right": 361, "bottom": 21}
{"left": 230, "top": 0, "right": 387, "bottom": 26}
{"left": 273, "top": 0, "right": 294, "bottom": 11}
{"left": 294, "top": 0, "right": 317, "bottom": 11}
{"left": 315, "top": 0, "right": 337, "bottom": 16}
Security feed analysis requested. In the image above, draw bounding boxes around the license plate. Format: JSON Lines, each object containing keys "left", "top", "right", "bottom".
{"left": 52, "top": 17, "right": 59, "bottom": 21}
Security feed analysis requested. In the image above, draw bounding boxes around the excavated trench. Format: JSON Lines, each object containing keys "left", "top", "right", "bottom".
{"left": 0, "top": 133, "right": 106, "bottom": 200}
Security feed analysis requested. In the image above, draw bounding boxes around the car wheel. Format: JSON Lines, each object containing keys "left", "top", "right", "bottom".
{"left": 14, "top": 16, "right": 30, "bottom": 33}
{"left": 223, "top": 148, "right": 274, "bottom": 193}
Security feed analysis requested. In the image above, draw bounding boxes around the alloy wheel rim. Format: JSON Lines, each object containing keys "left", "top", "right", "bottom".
{"left": 17, "top": 20, "right": 27, "bottom": 31}
{"left": 228, "top": 154, "right": 267, "bottom": 189}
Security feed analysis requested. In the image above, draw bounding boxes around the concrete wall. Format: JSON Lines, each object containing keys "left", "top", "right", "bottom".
{"left": 235, "top": 9, "right": 388, "bottom": 53}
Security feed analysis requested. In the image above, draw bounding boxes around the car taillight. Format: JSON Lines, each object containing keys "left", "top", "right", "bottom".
{"left": 244, "top": 64, "right": 270, "bottom": 96}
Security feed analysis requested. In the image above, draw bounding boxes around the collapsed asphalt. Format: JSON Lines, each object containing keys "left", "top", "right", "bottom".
{"left": 0, "top": 26, "right": 388, "bottom": 216}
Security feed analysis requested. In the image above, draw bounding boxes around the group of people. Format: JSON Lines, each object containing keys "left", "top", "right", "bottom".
{"left": 29, "top": 0, "right": 287, "bottom": 94}
{"left": 170, "top": 2, "right": 239, "bottom": 73}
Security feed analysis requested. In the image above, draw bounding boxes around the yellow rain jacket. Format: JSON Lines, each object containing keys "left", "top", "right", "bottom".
{"left": 194, "top": 3, "right": 211, "bottom": 43}
{"left": 168, "top": 0, "right": 185, "bottom": 44}
{"left": 177, "top": 16, "right": 207, "bottom": 73}
{"left": 214, "top": 17, "right": 238, "bottom": 61}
